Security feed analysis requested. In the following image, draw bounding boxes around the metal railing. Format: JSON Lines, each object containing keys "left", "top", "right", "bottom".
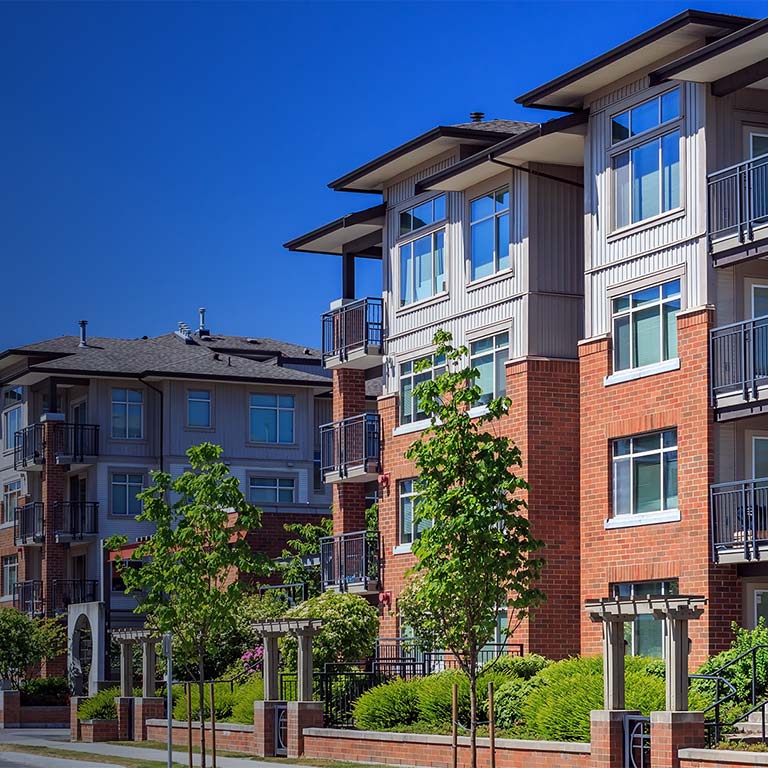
{"left": 13, "top": 502, "right": 44, "bottom": 545}
{"left": 51, "top": 579, "right": 98, "bottom": 615}
{"left": 320, "top": 530, "right": 380, "bottom": 592}
{"left": 258, "top": 582, "right": 306, "bottom": 606}
{"left": 710, "top": 478, "right": 768, "bottom": 561}
{"left": 708, "top": 156, "right": 768, "bottom": 249}
{"left": 319, "top": 413, "right": 380, "bottom": 479}
{"left": 321, "top": 297, "right": 383, "bottom": 366}
{"left": 54, "top": 501, "right": 98, "bottom": 539}
{"left": 52, "top": 423, "right": 99, "bottom": 462}
{"left": 623, "top": 713, "right": 651, "bottom": 768}
{"left": 13, "top": 580, "right": 43, "bottom": 617}
{"left": 710, "top": 316, "right": 768, "bottom": 404}
{"left": 13, "top": 424, "right": 44, "bottom": 469}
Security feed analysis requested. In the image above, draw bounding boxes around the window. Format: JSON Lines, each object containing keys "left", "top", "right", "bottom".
{"left": 313, "top": 450, "right": 324, "bottom": 493}
{"left": 3, "top": 405, "right": 21, "bottom": 451}
{"left": 470, "top": 333, "right": 510, "bottom": 404}
{"left": 111, "top": 473, "right": 143, "bottom": 516}
{"left": 2, "top": 480, "right": 21, "bottom": 524}
{"left": 399, "top": 195, "right": 446, "bottom": 236}
{"left": 611, "top": 89, "right": 681, "bottom": 228}
{"left": 2, "top": 555, "right": 18, "bottom": 598}
{"left": 400, "top": 231, "right": 445, "bottom": 306}
{"left": 3, "top": 387, "right": 22, "bottom": 407}
{"left": 613, "top": 579, "right": 678, "bottom": 657}
{"left": 613, "top": 429, "right": 678, "bottom": 517}
{"left": 111, "top": 389, "right": 143, "bottom": 439}
{"left": 470, "top": 187, "right": 510, "bottom": 280}
{"left": 612, "top": 279, "right": 680, "bottom": 372}
{"left": 249, "top": 477, "right": 295, "bottom": 504}
{"left": 249, "top": 394, "right": 294, "bottom": 443}
{"left": 187, "top": 390, "right": 211, "bottom": 428}
{"left": 399, "top": 354, "right": 446, "bottom": 425}
{"left": 398, "top": 479, "right": 431, "bottom": 545}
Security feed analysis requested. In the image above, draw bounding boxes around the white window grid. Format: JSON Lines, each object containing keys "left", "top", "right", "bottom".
{"left": 111, "top": 389, "right": 144, "bottom": 439}
{"left": 399, "top": 353, "right": 446, "bottom": 425}
{"left": 2, "top": 479, "right": 22, "bottom": 524}
{"left": 249, "top": 477, "right": 295, "bottom": 504}
{"left": 470, "top": 332, "right": 510, "bottom": 403}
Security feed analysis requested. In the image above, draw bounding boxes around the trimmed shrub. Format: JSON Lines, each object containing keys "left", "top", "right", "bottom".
{"left": 494, "top": 676, "right": 544, "bottom": 730}
{"left": 77, "top": 687, "right": 120, "bottom": 721}
{"left": 229, "top": 676, "right": 265, "bottom": 724}
{"left": 20, "top": 676, "right": 71, "bottom": 706}
{"left": 417, "top": 671, "right": 470, "bottom": 727}
{"left": 353, "top": 678, "right": 422, "bottom": 730}
{"left": 481, "top": 654, "right": 550, "bottom": 680}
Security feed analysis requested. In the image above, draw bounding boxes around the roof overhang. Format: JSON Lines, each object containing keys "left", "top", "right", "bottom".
{"left": 283, "top": 203, "right": 385, "bottom": 258}
{"left": 650, "top": 17, "right": 768, "bottom": 96}
{"left": 416, "top": 112, "right": 587, "bottom": 193}
{"left": 516, "top": 10, "right": 755, "bottom": 110}
{"left": 329, "top": 126, "right": 524, "bottom": 193}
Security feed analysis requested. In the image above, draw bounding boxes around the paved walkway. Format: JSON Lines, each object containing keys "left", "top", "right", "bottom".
{"left": 0, "top": 729, "right": 297, "bottom": 768}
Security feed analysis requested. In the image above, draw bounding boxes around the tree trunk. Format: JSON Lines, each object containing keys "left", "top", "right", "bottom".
{"left": 198, "top": 651, "right": 207, "bottom": 768}
{"left": 469, "top": 669, "right": 477, "bottom": 768}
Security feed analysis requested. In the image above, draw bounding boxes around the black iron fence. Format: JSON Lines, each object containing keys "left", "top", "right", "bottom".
{"left": 13, "top": 580, "right": 43, "bottom": 617}
{"left": 52, "top": 423, "right": 99, "bottom": 463}
{"left": 320, "top": 530, "right": 380, "bottom": 592}
{"left": 710, "top": 478, "right": 768, "bottom": 561}
{"left": 710, "top": 316, "right": 768, "bottom": 404}
{"left": 55, "top": 501, "right": 99, "bottom": 539}
{"left": 319, "top": 413, "right": 380, "bottom": 480}
{"left": 708, "top": 155, "right": 768, "bottom": 248}
{"left": 321, "top": 297, "right": 384, "bottom": 365}
{"left": 13, "top": 424, "right": 44, "bottom": 469}
{"left": 14, "top": 502, "right": 44, "bottom": 545}
{"left": 51, "top": 579, "right": 98, "bottom": 615}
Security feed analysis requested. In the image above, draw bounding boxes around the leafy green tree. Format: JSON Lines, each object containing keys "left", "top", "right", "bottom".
{"left": 107, "top": 443, "right": 269, "bottom": 768}
{"left": 276, "top": 517, "right": 333, "bottom": 599}
{"left": 398, "top": 329, "right": 545, "bottom": 768}
{"left": 0, "top": 609, "right": 66, "bottom": 688}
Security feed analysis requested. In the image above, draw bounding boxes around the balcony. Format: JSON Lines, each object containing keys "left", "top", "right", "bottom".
{"left": 54, "top": 502, "right": 99, "bottom": 543}
{"left": 321, "top": 298, "right": 384, "bottom": 370}
{"left": 14, "top": 502, "right": 44, "bottom": 546}
{"left": 708, "top": 157, "right": 768, "bottom": 267}
{"left": 710, "top": 317, "right": 768, "bottom": 419}
{"left": 51, "top": 579, "right": 98, "bottom": 616}
{"left": 319, "top": 413, "right": 380, "bottom": 483}
{"left": 320, "top": 530, "right": 380, "bottom": 595}
{"left": 13, "top": 424, "right": 44, "bottom": 470}
{"left": 711, "top": 478, "right": 768, "bottom": 563}
{"left": 13, "top": 580, "right": 44, "bottom": 617}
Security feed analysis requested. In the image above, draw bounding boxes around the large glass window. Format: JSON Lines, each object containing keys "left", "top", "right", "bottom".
{"left": 612, "top": 89, "right": 681, "bottom": 228}
{"left": 470, "top": 187, "right": 510, "bottom": 280}
{"left": 399, "top": 195, "right": 446, "bottom": 236}
{"left": 470, "top": 333, "right": 509, "bottom": 404}
{"left": 613, "top": 429, "right": 678, "bottom": 517}
{"left": 249, "top": 477, "right": 295, "bottom": 504}
{"left": 111, "top": 389, "right": 143, "bottom": 439}
{"left": 2, "top": 555, "right": 17, "bottom": 598}
{"left": 399, "top": 354, "right": 446, "bottom": 425}
{"left": 249, "top": 394, "right": 294, "bottom": 444}
{"left": 187, "top": 390, "right": 211, "bottom": 428}
{"left": 613, "top": 579, "right": 678, "bottom": 657}
{"left": 111, "top": 473, "right": 143, "bottom": 517}
{"left": 398, "top": 479, "right": 431, "bottom": 545}
{"left": 400, "top": 231, "right": 445, "bottom": 306}
{"left": 3, "top": 405, "right": 21, "bottom": 451}
{"left": 2, "top": 480, "right": 21, "bottom": 524}
{"left": 612, "top": 279, "right": 680, "bottom": 372}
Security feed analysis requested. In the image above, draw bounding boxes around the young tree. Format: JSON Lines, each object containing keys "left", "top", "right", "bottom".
{"left": 398, "top": 329, "right": 545, "bottom": 768}
{"left": 277, "top": 517, "right": 333, "bottom": 599}
{"left": 107, "top": 443, "right": 269, "bottom": 768}
{"left": 0, "top": 609, "right": 66, "bottom": 688}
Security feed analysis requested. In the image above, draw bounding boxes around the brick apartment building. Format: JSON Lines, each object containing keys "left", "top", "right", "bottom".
{"left": 288, "top": 8, "right": 768, "bottom": 667}
{"left": 0, "top": 313, "right": 354, "bottom": 691}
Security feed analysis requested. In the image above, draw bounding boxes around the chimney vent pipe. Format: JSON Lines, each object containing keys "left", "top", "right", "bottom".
{"left": 469, "top": 111, "right": 485, "bottom": 123}
{"left": 79, "top": 320, "right": 88, "bottom": 348}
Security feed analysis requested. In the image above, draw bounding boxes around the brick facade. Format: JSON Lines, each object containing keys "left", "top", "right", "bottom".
{"left": 146, "top": 719, "right": 256, "bottom": 754}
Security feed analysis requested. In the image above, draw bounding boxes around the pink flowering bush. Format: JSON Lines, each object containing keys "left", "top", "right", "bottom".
{"left": 241, "top": 645, "right": 264, "bottom": 672}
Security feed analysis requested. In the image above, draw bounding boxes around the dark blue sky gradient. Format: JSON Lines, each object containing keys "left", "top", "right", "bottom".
{"left": 1, "top": 1, "right": 764, "bottom": 350}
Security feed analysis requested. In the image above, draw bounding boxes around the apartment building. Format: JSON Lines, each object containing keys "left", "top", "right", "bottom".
{"left": 0, "top": 315, "right": 339, "bottom": 690}
{"left": 287, "top": 116, "right": 585, "bottom": 657}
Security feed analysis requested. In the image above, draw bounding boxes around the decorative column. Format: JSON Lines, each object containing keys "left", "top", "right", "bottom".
{"left": 262, "top": 632, "right": 280, "bottom": 702}
{"left": 141, "top": 639, "right": 156, "bottom": 698}
{"left": 119, "top": 640, "right": 134, "bottom": 697}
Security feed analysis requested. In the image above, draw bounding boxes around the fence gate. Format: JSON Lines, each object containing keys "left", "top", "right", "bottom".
{"left": 274, "top": 703, "right": 288, "bottom": 756}
{"left": 623, "top": 714, "right": 650, "bottom": 768}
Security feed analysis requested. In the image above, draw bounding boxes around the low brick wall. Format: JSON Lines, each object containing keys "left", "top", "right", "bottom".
{"left": 80, "top": 719, "right": 119, "bottom": 742}
{"left": 680, "top": 749, "right": 768, "bottom": 767}
{"left": 146, "top": 719, "right": 255, "bottom": 754}
{"left": 19, "top": 705, "right": 69, "bottom": 727}
{"left": 301, "top": 728, "right": 591, "bottom": 768}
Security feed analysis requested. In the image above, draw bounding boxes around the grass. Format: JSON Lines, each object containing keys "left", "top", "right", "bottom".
{"left": 0, "top": 743, "right": 183, "bottom": 768}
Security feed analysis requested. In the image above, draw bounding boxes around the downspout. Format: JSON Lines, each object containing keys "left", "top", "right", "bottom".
{"left": 139, "top": 377, "right": 164, "bottom": 474}
{"left": 489, "top": 156, "right": 584, "bottom": 189}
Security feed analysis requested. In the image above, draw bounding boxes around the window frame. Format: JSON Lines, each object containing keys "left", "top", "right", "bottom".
{"left": 2, "top": 554, "right": 18, "bottom": 598}
{"left": 109, "top": 471, "right": 145, "bottom": 517}
{"left": 248, "top": 393, "right": 295, "bottom": 445}
{"left": 469, "top": 332, "right": 510, "bottom": 404}
{"left": 110, "top": 388, "right": 144, "bottom": 440}
{"left": 398, "top": 352, "right": 446, "bottom": 426}
{"left": 186, "top": 388, "right": 213, "bottom": 430}
{"left": 397, "top": 478, "right": 431, "bottom": 547}
{"left": 469, "top": 185, "right": 511, "bottom": 282}
{"left": 2, "top": 404, "right": 22, "bottom": 453}
{"left": 612, "top": 579, "right": 678, "bottom": 657}
{"left": 2, "top": 479, "right": 22, "bottom": 525}
{"left": 248, "top": 476, "right": 296, "bottom": 505}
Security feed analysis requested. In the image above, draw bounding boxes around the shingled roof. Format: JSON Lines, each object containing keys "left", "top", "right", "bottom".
{"left": 451, "top": 119, "right": 537, "bottom": 134}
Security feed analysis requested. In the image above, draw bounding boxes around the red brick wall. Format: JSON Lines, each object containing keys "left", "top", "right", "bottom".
{"left": 244, "top": 509, "right": 331, "bottom": 564}
{"left": 579, "top": 308, "right": 741, "bottom": 667}
{"left": 146, "top": 720, "right": 255, "bottom": 754}
{"left": 19, "top": 705, "right": 69, "bottom": 725}
{"left": 80, "top": 719, "right": 119, "bottom": 742}
{"left": 679, "top": 752, "right": 768, "bottom": 768}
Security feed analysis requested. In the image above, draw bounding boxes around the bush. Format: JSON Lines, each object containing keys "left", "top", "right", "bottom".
{"left": 417, "top": 671, "right": 470, "bottom": 727}
{"left": 353, "top": 678, "right": 422, "bottom": 730}
{"left": 172, "top": 682, "right": 237, "bottom": 721}
{"left": 483, "top": 654, "right": 550, "bottom": 680}
{"left": 229, "top": 675, "right": 265, "bottom": 724}
{"left": 77, "top": 687, "right": 120, "bottom": 721}
{"left": 494, "top": 677, "right": 543, "bottom": 730}
{"left": 20, "top": 676, "right": 71, "bottom": 706}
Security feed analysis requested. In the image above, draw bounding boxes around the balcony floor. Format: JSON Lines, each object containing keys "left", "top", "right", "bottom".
{"left": 712, "top": 223, "right": 768, "bottom": 268}
{"left": 323, "top": 462, "right": 380, "bottom": 484}
{"left": 324, "top": 345, "right": 383, "bottom": 371}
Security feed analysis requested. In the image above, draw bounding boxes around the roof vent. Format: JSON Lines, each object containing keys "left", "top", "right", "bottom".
{"left": 246, "top": 338, "right": 260, "bottom": 344}
{"left": 469, "top": 111, "right": 485, "bottom": 123}
{"left": 78, "top": 320, "right": 88, "bottom": 348}
{"left": 175, "top": 322, "right": 193, "bottom": 344}
{"left": 197, "top": 307, "right": 210, "bottom": 337}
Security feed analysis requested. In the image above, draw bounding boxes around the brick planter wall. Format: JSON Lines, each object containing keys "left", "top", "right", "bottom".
{"left": 0, "top": 690, "right": 20, "bottom": 729}
{"left": 679, "top": 749, "right": 768, "bottom": 767}
{"left": 19, "top": 705, "right": 70, "bottom": 727}
{"left": 146, "top": 719, "right": 255, "bottom": 754}
{"left": 80, "top": 719, "right": 119, "bottom": 742}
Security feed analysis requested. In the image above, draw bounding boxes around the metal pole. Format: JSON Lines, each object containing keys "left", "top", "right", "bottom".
{"left": 451, "top": 682, "right": 458, "bottom": 768}
{"left": 488, "top": 681, "right": 495, "bottom": 768}
{"left": 210, "top": 683, "right": 217, "bottom": 768}
{"left": 186, "top": 684, "right": 193, "bottom": 768}
{"left": 162, "top": 634, "right": 173, "bottom": 768}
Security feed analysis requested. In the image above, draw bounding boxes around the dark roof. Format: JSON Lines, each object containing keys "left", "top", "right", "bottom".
{"left": 283, "top": 203, "right": 385, "bottom": 256}
{"left": 451, "top": 119, "right": 537, "bottom": 133}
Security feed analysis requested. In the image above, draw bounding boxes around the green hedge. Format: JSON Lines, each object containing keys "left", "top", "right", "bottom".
{"left": 77, "top": 687, "right": 120, "bottom": 721}
{"left": 20, "top": 676, "right": 71, "bottom": 706}
{"left": 353, "top": 678, "right": 423, "bottom": 730}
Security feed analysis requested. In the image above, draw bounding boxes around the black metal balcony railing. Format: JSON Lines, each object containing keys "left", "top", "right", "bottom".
{"left": 54, "top": 501, "right": 99, "bottom": 539}
{"left": 52, "top": 423, "right": 99, "bottom": 463}
{"left": 321, "top": 297, "right": 383, "bottom": 365}
{"left": 14, "top": 502, "right": 44, "bottom": 545}
{"left": 51, "top": 579, "right": 98, "bottom": 615}
{"left": 319, "top": 413, "right": 380, "bottom": 480}
{"left": 711, "top": 478, "right": 768, "bottom": 561}
{"left": 710, "top": 316, "right": 768, "bottom": 404}
{"left": 13, "top": 580, "right": 43, "bottom": 617}
{"left": 708, "top": 156, "right": 768, "bottom": 249}
{"left": 13, "top": 424, "right": 44, "bottom": 469}
{"left": 320, "top": 530, "right": 380, "bottom": 592}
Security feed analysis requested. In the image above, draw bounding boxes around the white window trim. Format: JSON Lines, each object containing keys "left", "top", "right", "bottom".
{"left": 393, "top": 418, "right": 432, "bottom": 437}
{"left": 109, "top": 470, "right": 146, "bottom": 518}
{"left": 248, "top": 393, "right": 296, "bottom": 445}
{"left": 110, "top": 388, "right": 145, "bottom": 440}
{"left": 397, "top": 229, "right": 447, "bottom": 308}
{"left": 392, "top": 543, "right": 413, "bottom": 555}
{"left": 186, "top": 387, "right": 214, "bottom": 431}
{"left": 2, "top": 405, "right": 22, "bottom": 454}
{"left": 469, "top": 332, "right": 510, "bottom": 403}
{"left": 468, "top": 185, "right": 511, "bottom": 283}
{"left": 248, "top": 475, "right": 297, "bottom": 505}
{"left": 604, "top": 357, "right": 680, "bottom": 386}
{"left": 605, "top": 509, "right": 681, "bottom": 529}
{"left": 396, "top": 194, "right": 447, "bottom": 242}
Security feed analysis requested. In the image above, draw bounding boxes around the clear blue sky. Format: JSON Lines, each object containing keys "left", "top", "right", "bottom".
{"left": 1, "top": 0, "right": 764, "bottom": 351}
